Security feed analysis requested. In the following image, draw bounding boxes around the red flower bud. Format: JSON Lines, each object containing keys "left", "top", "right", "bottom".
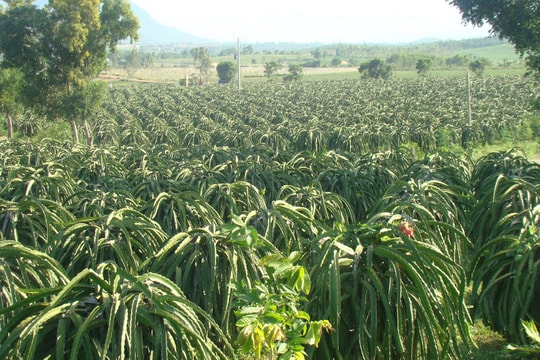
{"left": 398, "top": 222, "right": 414, "bottom": 237}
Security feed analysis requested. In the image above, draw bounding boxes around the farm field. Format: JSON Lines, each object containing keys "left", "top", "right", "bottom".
{"left": 107, "top": 39, "right": 526, "bottom": 84}
{"left": 102, "top": 63, "right": 527, "bottom": 84}
{"left": 1, "top": 75, "right": 540, "bottom": 359}
{"left": 102, "top": 65, "right": 363, "bottom": 84}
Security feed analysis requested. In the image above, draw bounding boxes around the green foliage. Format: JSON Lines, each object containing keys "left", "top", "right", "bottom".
{"left": 448, "top": 0, "right": 540, "bottom": 75}
{"left": 387, "top": 52, "right": 440, "bottom": 70}
{"left": 469, "top": 320, "right": 508, "bottom": 357}
{"left": 0, "top": 136, "right": 537, "bottom": 358}
{"left": 331, "top": 57, "right": 342, "bottom": 66}
{"left": 507, "top": 321, "right": 540, "bottom": 357}
{"left": 0, "top": 68, "right": 23, "bottom": 138}
{"left": 0, "top": 74, "right": 538, "bottom": 359}
{"left": 191, "top": 47, "right": 212, "bottom": 84}
{"left": 359, "top": 58, "right": 392, "bottom": 79}
{"left": 234, "top": 252, "right": 331, "bottom": 359}
{"left": 216, "top": 61, "right": 237, "bottom": 84}
{"left": 470, "top": 58, "right": 491, "bottom": 76}
{"left": 446, "top": 53, "right": 472, "bottom": 67}
{"left": 87, "top": 76, "right": 533, "bottom": 153}
{"left": 526, "top": 115, "right": 540, "bottom": 137}
{"left": 124, "top": 48, "right": 141, "bottom": 78}
{"left": 264, "top": 61, "right": 282, "bottom": 79}
{"left": 302, "top": 59, "right": 321, "bottom": 68}
{"left": 0, "top": 0, "right": 139, "bottom": 144}
{"left": 0, "top": 244, "right": 234, "bottom": 359}
{"left": 308, "top": 218, "right": 471, "bottom": 359}
{"left": 416, "top": 58, "right": 433, "bottom": 76}
{"left": 284, "top": 64, "right": 303, "bottom": 81}
{"left": 467, "top": 150, "right": 540, "bottom": 343}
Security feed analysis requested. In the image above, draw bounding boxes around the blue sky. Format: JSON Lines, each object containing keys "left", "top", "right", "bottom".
{"left": 131, "top": 0, "right": 491, "bottom": 43}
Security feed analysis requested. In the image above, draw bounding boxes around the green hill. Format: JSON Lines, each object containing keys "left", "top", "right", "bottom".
{"left": 457, "top": 43, "right": 521, "bottom": 63}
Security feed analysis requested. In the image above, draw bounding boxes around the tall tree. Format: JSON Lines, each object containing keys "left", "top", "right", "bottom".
{"left": 191, "top": 47, "right": 211, "bottom": 85}
{"left": 0, "top": 0, "right": 139, "bottom": 144}
{"left": 447, "top": 0, "right": 540, "bottom": 74}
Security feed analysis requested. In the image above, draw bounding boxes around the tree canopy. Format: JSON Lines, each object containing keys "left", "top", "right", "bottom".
{"left": 264, "top": 61, "right": 282, "bottom": 79}
{"left": 447, "top": 0, "right": 540, "bottom": 74}
{"left": 416, "top": 58, "right": 432, "bottom": 76}
{"left": 359, "top": 59, "right": 392, "bottom": 80}
{"left": 216, "top": 61, "right": 236, "bottom": 84}
{"left": 283, "top": 64, "right": 303, "bottom": 81}
{"left": 0, "top": 0, "right": 139, "bottom": 143}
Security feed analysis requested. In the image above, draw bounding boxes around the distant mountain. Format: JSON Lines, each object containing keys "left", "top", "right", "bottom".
{"left": 129, "top": 2, "right": 213, "bottom": 45}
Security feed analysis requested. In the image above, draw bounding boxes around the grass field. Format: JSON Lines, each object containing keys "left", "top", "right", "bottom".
{"left": 457, "top": 43, "right": 522, "bottom": 64}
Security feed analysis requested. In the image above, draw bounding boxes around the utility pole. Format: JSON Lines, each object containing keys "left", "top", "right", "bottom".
{"left": 237, "top": 37, "right": 241, "bottom": 90}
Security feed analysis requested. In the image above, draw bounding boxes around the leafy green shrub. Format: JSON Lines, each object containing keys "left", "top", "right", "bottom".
{"left": 233, "top": 252, "right": 331, "bottom": 359}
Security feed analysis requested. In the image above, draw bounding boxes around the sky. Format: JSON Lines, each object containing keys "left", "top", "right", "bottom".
{"left": 130, "top": 0, "right": 492, "bottom": 44}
